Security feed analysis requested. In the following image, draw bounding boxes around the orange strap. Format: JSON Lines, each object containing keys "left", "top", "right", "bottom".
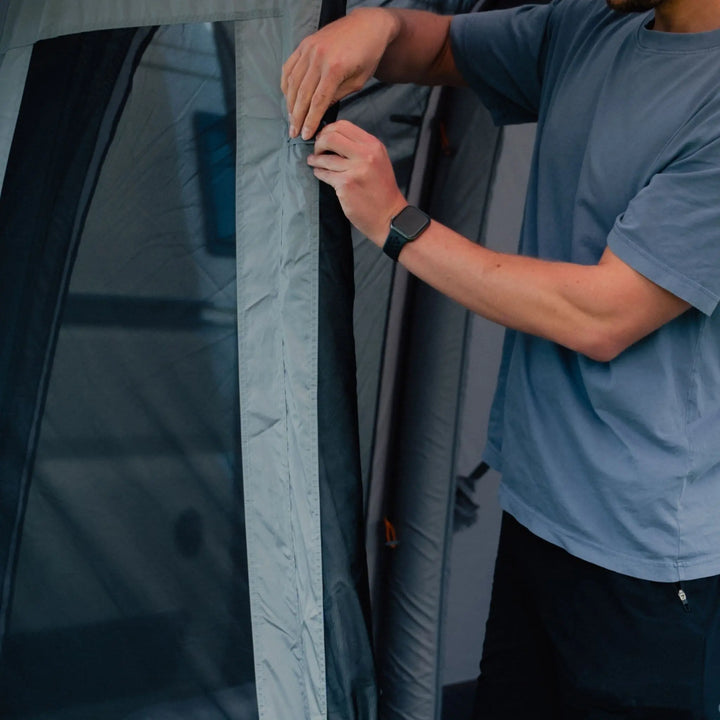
{"left": 384, "top": 517, "right": 398, "bottom": 549}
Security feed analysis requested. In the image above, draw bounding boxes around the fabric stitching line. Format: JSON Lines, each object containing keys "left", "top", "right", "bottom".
{"left": 634, "top": 14, "right": 720, "bottom": 54}
{"left": 635, "top": 36, "right": 720, "bottom": 54}
{"left": 675, "top": 315, "right": 706, "bottom": 576}
{"left": 634, "top": 41, "right": 720, "bottom": 55}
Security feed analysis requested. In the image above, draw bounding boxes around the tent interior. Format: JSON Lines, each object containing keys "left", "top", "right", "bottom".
{"left": 0, "top": 1, "right": 539, "bottom": 718}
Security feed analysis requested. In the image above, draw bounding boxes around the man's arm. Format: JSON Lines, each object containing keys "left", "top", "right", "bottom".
{"left": 375, "top": 10, "right": 462, "bottom": 86}
{"left": 308, "top": 121, "right": 690, "bottom": 362}
{"left": 396, "top": 227, "right": 689, "bottom": 363}
{"left": 282, "top": 8, "right": 463, "bottom": 141}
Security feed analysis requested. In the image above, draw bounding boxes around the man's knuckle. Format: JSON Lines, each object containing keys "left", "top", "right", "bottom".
{"left": 326, "top": 59, "right": 344, "bottom": 77}
{"left": 311, "top": 43, "right": 326, "bottom": 60}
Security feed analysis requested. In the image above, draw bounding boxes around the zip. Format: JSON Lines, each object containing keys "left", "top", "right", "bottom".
{"left": 676, "top": 582, "right": 690, "bottom": 612}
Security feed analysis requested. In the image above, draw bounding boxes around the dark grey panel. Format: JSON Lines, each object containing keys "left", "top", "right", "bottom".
{"left": 442, "top": 122, "right": 536, "bottom": 688}
{"left": 374, "top": 88, "right": 502, "bottom": 720}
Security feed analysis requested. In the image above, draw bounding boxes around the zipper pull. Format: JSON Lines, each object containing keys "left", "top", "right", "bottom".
{"left": 676, "top": 583, "right": 690, "bottom": 612}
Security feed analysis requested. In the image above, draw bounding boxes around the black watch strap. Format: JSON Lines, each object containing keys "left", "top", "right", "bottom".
{"left": 383, "top": 228, "right": 408, "bottom": 262}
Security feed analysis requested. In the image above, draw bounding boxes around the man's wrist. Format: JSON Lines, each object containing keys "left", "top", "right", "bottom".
{"left": 372, "top": 198, "right": 409, "bottom": 248}
{"left": 381, "top": 9, "right": 404, "bottom": 46}
{"left": 349, "top": 7, "right": 400, "bottom": 47}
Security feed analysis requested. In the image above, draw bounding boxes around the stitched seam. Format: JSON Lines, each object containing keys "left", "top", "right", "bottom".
{"left": 676, "top": 317, "right": 707, "bottom": 574}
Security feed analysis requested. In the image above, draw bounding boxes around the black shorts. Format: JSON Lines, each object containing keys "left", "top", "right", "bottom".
{"left": 474, "top": 513, "right": 720, "bottom": 719}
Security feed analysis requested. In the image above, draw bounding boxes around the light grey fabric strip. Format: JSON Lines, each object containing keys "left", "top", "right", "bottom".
{"left": 235, "top": 3, "right": 326, "bottom": 719}
{"left": 0, "top": 0, "right": 281, "bottom": 51}
{"left": 0, "top": 46, "right": 31, "bottom": 197}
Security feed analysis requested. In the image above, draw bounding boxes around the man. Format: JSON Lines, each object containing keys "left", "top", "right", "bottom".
{"left": 282, "top": 0, "right": 720, "bottom": 716}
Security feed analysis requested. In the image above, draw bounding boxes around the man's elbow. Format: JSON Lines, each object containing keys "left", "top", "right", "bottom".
{"left": 575, "top": 324, "right": 630, "bottom": 363}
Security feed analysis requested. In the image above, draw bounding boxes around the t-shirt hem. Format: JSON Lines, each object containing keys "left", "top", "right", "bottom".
{"left": 499, "top": 483, "right": 720, "bottom": 582}
{"left": 482, "top": 440, "right": 503, "bottom": 473}
{"left": 608, "top": 228, "right": 719, "bottom": 316}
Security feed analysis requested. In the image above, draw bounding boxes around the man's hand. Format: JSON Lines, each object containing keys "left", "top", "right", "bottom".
{"left": 307, "top": 120, "right": 407, "bottom": 244}
{"left": 281, "top": 9, "right": 399, "bottom": 141}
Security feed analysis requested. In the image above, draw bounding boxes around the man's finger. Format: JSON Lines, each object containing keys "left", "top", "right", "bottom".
{"left": 312, "top": 166, "right": 343, "bottom": 189}
{"left": 313, "top": 128, "right": 357, "bottom": 158}
{"left": 301, "top": 75, "right": 341, "bottom": 140}
{"left": 320, "top": 119, "right": 374, "bottom": 144}
{"left": 290, "top": 65, "right": 322, "bottom": 138}
{"left": 307, "top": 153, "right": 348, "bottom": 172}
{"left": 284, "top": 54, "right": 312, "bottom": 123}
{"left": 281, "top": 49, "right": 301, "bottom": 99}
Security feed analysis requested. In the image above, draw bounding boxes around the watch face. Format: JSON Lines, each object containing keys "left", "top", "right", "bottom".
{"left": 393, "top": 205, "right": 430, "bottom": 239}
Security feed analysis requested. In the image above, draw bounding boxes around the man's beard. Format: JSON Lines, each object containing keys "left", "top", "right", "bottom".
{"left": 605, "top": 0, "right": 664, "bottom": 12}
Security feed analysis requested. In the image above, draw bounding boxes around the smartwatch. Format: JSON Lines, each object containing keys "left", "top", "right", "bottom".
{"left": 383, "top": 205, "right": 431, "bottom": 261}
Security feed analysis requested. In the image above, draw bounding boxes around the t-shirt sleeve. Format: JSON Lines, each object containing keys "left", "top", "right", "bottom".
{"left": 449, "top": 2, "right": 558, "bottom": 126}
{"left": 607, "top": 135, "right": 720, "bottom": 317}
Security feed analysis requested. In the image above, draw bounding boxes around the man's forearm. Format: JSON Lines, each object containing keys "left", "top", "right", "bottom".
{"left": 393, "top": 221, "right": 689, "bottom": 363}
{"left": 373, "top": 9, "right": 461, "bottom": 87}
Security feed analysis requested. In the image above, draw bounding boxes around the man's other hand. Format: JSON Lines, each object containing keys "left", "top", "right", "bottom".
{"left": 281, "top": 9, "right": 398, "bottom": 141}
{"left": 307, "top": 120, "right": 407, "bottom": 244}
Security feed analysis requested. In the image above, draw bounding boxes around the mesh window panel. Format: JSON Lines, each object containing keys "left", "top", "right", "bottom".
{"left": 0, "top": 23, "right": 256, "bottom": 720}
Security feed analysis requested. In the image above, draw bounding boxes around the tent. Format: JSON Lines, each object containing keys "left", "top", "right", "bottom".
{"left": 0, "top": 1, "right": 538, "bottom": 718}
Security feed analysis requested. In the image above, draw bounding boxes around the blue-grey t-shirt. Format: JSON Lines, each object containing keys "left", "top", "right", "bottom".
{"left": 450, "top": 0, "right": 720, "bottom": 581}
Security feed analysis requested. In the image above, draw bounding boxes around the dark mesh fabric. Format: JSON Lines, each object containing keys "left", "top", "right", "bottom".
{"left": 0, "top": 24, "right": 256, "bottom": 719}
{"left": 0, "top": 28, "right": 143, "bottom": 646}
